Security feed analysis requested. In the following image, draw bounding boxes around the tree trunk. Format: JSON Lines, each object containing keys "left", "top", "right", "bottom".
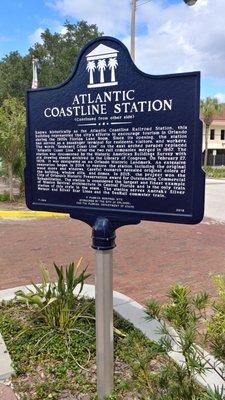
{"left": 8, "top": 162, "right": 14, "bottom": 201}
{"left": 204, "top": 124, "right": 209, "bottom": 167}
{"left": 19, "top": 180, "right": 25, "bottom": 198}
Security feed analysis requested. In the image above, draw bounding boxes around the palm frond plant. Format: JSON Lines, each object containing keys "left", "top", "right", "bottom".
{"left": 16, "top": 259, "right": 91, "bottom": 330}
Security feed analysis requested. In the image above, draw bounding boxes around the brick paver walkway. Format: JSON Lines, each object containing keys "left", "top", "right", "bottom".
{"left": 0, "top": 216, "right": 225, "bottom": 303}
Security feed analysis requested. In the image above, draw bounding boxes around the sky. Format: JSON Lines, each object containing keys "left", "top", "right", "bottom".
{"left": 0, "top": 0, "right": 225, "bottom": 101}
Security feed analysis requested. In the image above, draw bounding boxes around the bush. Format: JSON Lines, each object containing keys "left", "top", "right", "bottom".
{"left": 145, "top": 284, "right": 225, "bottom": 400}
{"left": 207, "top": 273, "right": 225, "bottom": 364}
{"left": 0, "top": 191, "right": 10, "bottom": 201}
{"left": 203, "top": 166, "right": 225, "bottom": 179}
{"left": 1, "top": 273, "right": 225, "bottom": 398}
{"left": 16, "top": 259, "right": 91, "bottom": 330}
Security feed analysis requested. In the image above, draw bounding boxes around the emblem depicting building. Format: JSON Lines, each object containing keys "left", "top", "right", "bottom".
{"left": 86, "top": 44, "right": 119, "bottom": 88}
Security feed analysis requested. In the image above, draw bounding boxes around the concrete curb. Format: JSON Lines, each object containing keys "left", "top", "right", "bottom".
{"left": 0, "top": 333, "right": 13, "bottom": 381}
{"left": 0, "top": 284, "right": 224, "bottom": 392}
{"left": 206, "top": 178, "right": 225, "bottom": 183}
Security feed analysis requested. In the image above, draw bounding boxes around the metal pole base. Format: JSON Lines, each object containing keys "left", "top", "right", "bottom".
{"left": 95, "top": 249, "right": 114, "bottom": 400}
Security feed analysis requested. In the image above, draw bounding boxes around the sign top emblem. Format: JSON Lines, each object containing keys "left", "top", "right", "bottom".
{"left": 86, "top": 43, "right": 119, "bottom": 88}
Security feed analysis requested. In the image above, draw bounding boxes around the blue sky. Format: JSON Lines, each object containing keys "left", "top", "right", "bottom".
{"left": 0, "top": 0, "right": 224, "bottom": 101}
{"left": 0, "top": 1, "right": 60, "bottom": 57}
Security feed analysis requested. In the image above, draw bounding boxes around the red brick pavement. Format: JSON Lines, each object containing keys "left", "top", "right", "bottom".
{"left": 0, "top": 217, "right": 225, "bottom": 303}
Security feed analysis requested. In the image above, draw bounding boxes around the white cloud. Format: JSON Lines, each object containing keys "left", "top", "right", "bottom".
{"left": 133, "top": 0, "right": 225, "bottom": 78}
{"left": 29, "top": 27, "right": 45, "bottom": 45}
{"left": 29, "top": 20, "right": 69, "bottom": 47}
{"left": 47, "top": 0, "right": 130, "bottom": 36}
{"left": 215, "top": 93, "right": 225, "bottom": 103}
{"left": 47, "top": 0, "right": 225, "bottom": 82}
{"left": 60, "top": 26, "right": 68, "bottom": 35}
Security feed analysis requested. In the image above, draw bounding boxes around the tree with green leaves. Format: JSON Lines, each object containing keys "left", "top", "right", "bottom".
{"left": 0, "top": 97, "right": 25, "bottom": 200}
{"left": 0, "top": 52, "right": 31, "bottom": 105}
{"left": 0, "top": 20, "right": 102, "bottom": 200}
{"left": 0, "top": 21, "right": 102, "bottom": 104}
{"left": 29, "top": 20, "right": 102, "bottom": 88}
{"left": 201, "top": 97, "right": 222, "bottom": 167}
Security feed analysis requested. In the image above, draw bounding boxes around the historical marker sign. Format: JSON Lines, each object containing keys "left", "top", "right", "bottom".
{"left": 25, "top": 36, "right": 205, "bottom": 225}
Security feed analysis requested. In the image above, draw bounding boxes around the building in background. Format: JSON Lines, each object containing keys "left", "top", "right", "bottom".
{"left": 202, "top": 104, "right": 225, "bottom": 166}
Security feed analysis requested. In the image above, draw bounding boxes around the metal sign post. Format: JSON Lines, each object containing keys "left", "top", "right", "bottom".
{"left": 92, "top": 217, "right": 115, "bottom": 399}
{"left": 95, "top": 249, "right": 113, "bottom": 399}
{"left": 213, "top": 149, "right": 217, "bottom": 167}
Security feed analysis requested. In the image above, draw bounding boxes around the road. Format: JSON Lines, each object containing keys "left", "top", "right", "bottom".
{"left": 205, "top": 179, "right": 225, "bottom": 222}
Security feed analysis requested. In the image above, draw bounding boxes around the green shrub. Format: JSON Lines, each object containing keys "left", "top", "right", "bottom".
{"left": 145, "top": 284, "right": 225, "bottom": 400}
{"left": 202, "top": 387, "right": 225, "bottom": 400}
{"left": 16, "top": 259, "right": 91, "bottom": 330}
{"left": 207, "top": 273, "right": 225, "bottom": 363}
{"left": 0, "top": 191, "right": 10, "bottom": 201}
{"left": 203, "top": 166, "right": 225, "bottom": 179}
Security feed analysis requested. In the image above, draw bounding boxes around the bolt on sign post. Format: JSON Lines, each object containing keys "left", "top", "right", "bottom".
{"left": 25, "top": 37, "right": 205, "bottom": 399}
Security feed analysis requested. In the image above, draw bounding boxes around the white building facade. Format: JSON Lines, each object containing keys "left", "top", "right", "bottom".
{"left": 202, "top": 105, "right": 225, "bottom": 166}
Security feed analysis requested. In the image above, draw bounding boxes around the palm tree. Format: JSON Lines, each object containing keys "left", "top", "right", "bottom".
{"left": 97, "top": 59, "right": 107, "bottom": 83}
{"left": 108, "top": 58, "right": 118, "bottom": 82}
{"left": 86, "top": 61, "right": 96, "bottom": 85}
{"left": 201, "top": 98, "right": 222, "bottom": 166}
